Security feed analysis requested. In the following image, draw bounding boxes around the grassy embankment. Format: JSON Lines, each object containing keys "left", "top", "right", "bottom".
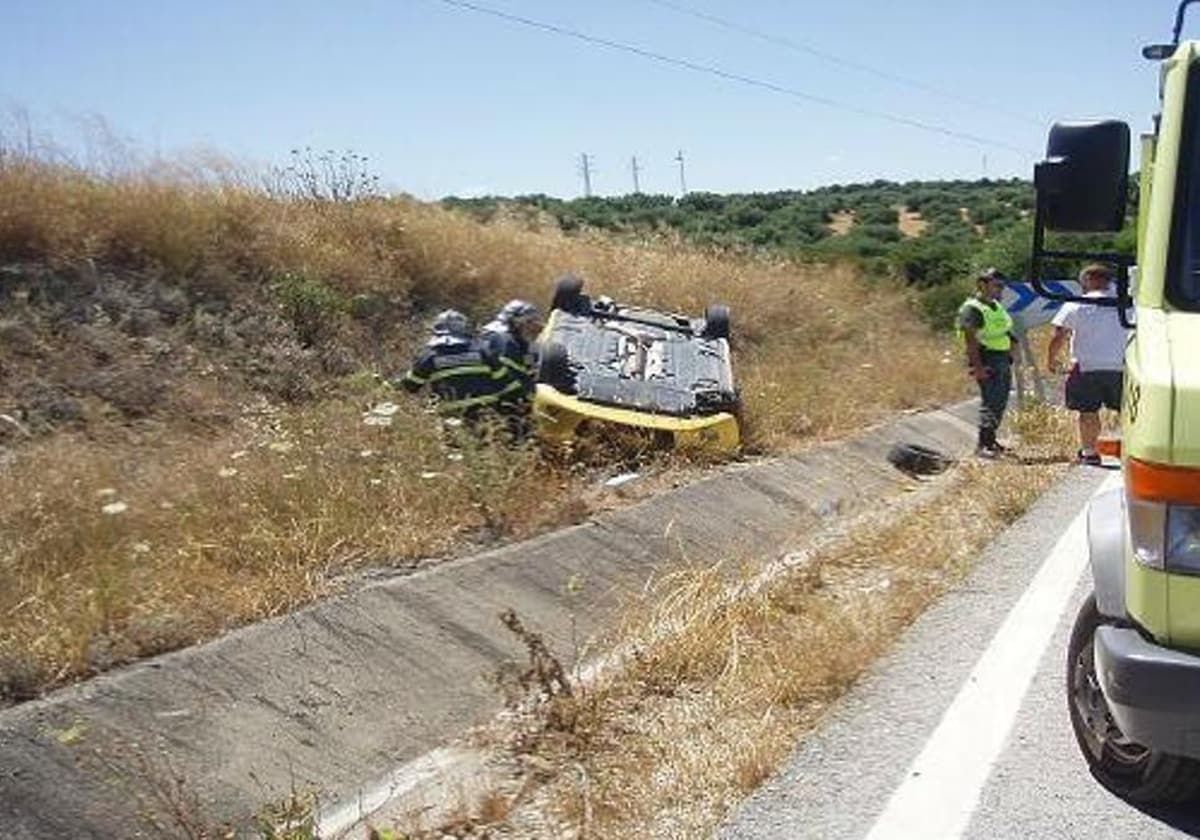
{"left": 0, "top": 151, "right": 966, "bottom": 703}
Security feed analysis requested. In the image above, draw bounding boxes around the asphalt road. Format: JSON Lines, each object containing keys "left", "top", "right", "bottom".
{"left": 721, "top": 467, "right": 1200, "bottom": 840}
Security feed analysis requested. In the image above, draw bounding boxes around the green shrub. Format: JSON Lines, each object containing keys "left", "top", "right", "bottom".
{"left": 273, "top": 272, "right": 346, "bottom": 346}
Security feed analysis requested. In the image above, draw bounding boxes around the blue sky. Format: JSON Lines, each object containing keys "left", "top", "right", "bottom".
{"left": 1, "top": 1, "right": 1172, "bottom": 199}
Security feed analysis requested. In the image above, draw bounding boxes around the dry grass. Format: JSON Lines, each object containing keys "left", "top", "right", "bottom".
{"left": 474, "top": 456, "right": 1067, "bottom": 838}
{"left": 0, "top": 148, "right": 968, "bottom": 701}
{"left": 0, "top": 395, "right": 596, "bottom": 700}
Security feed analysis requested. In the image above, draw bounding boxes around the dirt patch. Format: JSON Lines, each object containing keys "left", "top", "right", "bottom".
{"left": 826, "top": 210, "right": 855, "bottom": 237}
{"left": 898, "top": 207, "right": 928, "bottom": 238}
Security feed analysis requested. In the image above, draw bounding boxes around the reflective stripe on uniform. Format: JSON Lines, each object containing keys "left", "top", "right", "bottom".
{"left": 499, "top": 356, "right": 531, "bottom": 375}
{"left": 425, "top": 364, "right": 494, "bottom": 383}
{"left": 436, "top": 379, "right": 525, "bottom": 414}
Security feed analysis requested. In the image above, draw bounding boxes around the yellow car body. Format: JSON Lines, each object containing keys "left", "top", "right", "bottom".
{"left": 532, "top": 297, "right": 741, "bottom": 453}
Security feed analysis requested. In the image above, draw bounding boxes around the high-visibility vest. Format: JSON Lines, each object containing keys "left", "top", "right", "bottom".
{"left": 958, "top": 298, "right": 1013, "bottom": 352}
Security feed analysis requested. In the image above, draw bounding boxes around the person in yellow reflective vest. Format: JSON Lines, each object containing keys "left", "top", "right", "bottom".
{"left": 956, "top": 268, "right": 1015, "bottom": 458}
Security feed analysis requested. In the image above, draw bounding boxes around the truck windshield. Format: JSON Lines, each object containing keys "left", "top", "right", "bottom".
{"left": 1170, "top": 63, "right": 1200, "bottom": 309}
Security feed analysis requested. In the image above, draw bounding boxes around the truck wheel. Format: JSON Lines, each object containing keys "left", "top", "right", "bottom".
{"left": 701, "top": 304, "right": 731, "bottom": 340}
{"left": 1066, "top": 594, "right": 1200, "bottom": 803}
{"left": 551, "top": 274, "right": 585, "bottom": 313}
{"left": 537, "top": 341, "right": 575, "bottom": 393}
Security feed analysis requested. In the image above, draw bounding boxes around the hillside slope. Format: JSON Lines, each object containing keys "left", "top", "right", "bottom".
{"left": 0, "top": 152, "right": 966, "bottom": 703}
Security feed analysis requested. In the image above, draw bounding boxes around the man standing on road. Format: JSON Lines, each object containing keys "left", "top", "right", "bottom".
{"left": 1046, "top": 263, "right": 1132, "bottom": 466}
{"left": 957, "top": 268, "right": 1015, "bottom": 459}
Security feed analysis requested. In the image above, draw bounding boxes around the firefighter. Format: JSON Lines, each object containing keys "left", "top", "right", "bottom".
{"left": 481, "top": 299, "right": 543, "bottom": 401}
{"left": 397, "top": 309, "right": 518, "bottom": 419}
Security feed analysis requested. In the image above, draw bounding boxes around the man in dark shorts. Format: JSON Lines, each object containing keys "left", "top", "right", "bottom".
{"left": 1047, "top": 264, "right": 1133, "bottom": 465}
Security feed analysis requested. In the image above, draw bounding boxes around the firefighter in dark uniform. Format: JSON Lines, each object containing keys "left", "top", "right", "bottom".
{"left": 397, "top": 309, "right": 519, "bottom": 420}
{"left": 481, "top": 300, "right": 543, "bottom": 436}
{"left": 481, "top": 300, "right": 543, "bottom": 401}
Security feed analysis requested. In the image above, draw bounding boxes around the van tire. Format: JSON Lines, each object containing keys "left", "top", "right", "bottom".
{"left": 1066, "top": 595, "right": 1200, "bottom": 803}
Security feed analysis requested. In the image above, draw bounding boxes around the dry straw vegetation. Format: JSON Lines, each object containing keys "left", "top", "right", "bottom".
{"left": 0, "top": 131, "right": 966, "bottom": 703}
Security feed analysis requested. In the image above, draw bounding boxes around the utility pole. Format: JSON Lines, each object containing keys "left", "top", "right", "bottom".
{"left": 982, "top": 154, "right": 989, "bottom": 179}
{"left": 675, "top": 149, "right": 688, "bottom": 196}
{"left": 579, "top": 153, "right": 593, "bottom": 198}
{"left": 631, "top": 155, "right": 642, "bottom": 194}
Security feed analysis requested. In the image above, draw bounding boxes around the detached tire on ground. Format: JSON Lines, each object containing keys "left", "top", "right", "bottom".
{"left": 701, "top": 304, "right": 731, "bottom": 340}
{"left": 551, "top": 274, "right": 585, "bottom": 313}
{"left": 537, "top": 341, "right": 575, "bottom": 393}
{"left": 1066, "top": 595, "right": 1200, "bottom": 803}
{"left": 886, "top": 442, "right": 953, "bottom": 477}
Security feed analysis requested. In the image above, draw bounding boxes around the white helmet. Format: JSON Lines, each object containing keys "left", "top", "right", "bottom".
{"left": 431, "top": 309, "right": 470, "bottom": 338}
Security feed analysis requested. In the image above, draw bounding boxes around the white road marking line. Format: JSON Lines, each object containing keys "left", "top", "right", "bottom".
{"left": 864, "top": 473, "right": 1121, "bottom": 840}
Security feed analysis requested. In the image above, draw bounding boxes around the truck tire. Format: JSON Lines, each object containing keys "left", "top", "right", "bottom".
{"left": 551, "top": 274, "right": 585, "bottom": 313}
{"left": 701, "top": 304, "right": 731, "bottom": 340}
{"left": 1066, "top": 594, "right": 1200, "bottom": 803}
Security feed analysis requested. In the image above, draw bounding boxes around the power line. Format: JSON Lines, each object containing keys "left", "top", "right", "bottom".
{"left": 644, "top": 0, "right": 1044, "bottom": 127}
{"left": 433, "top": 0, "right": 1035, "bottom": 157}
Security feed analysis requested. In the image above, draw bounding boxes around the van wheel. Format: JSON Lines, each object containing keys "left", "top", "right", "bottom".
{"left": 1066, "top": 595, "right": 1200, "bottom": 803}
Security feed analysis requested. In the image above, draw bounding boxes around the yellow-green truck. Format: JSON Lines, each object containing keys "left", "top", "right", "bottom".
{"left": 1048, "top": 0, "right": 1200, "bottom": 803}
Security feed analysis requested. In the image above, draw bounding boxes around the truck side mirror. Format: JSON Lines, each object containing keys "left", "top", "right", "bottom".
{"left": 1035, "top": 121, "right": 1130, "bottom": 232}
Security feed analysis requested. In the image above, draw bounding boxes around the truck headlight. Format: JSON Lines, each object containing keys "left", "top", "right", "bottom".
{"left": 1166, "top": 505, "right": 1200, "bottom": 574}
{"left": 1127, "top": 458, "right": 1200, "bottom": 574}
{"left": 1129, "top": 497, "right": 1167, "bottom": 569}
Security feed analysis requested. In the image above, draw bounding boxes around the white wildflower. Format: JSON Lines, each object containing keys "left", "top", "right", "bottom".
{"left": 101, "top": 501, "right": 128, "bottom": 516}
{"left": 96, "top": 488, "right": 118, "bottom": 498}
{"left": 230, "top": 450, "right": 249, "bottom": 460}
{"left": 218, "top": 467, "right": 239, "bottom": 479}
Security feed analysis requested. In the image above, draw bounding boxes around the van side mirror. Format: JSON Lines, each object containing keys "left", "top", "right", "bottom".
{"left": 1034, "top": 121, "right": 1130, "bottom": 232}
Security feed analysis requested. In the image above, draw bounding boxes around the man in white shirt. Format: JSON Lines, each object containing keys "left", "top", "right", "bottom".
{"left": 1046, "top": 263, "right": 1133, "bottom": 465}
